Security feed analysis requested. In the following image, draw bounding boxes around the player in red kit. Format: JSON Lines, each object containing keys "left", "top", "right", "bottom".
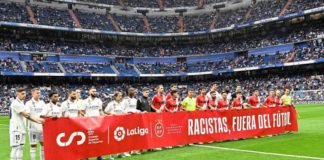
{"left": 166, "top": 84, "right": 177, "bottom": 101}
{"left": 196, "top": 87, "right": 208, "bottom": 111}
{"left": 165, "top": 90, "right": 180, "bottom": 112}
{"left": 208, "top": 91, "right": 217, "bottom": 110}
{"left": 248, "top": 89, "right": 263, "bottom": 108}
{"left": 274, "top": 90, "right": 283, "bottom": 107}
{"left": 217, "top": 91, "right": 229, "bottom": 110}
{"left": 231, "top": 92, "right": 243, "bottom": 110}
{"left": 263, "top": 90, "right": 276, "bottom": 107}
{"left": 151, "top": 85, "right": 166, "bottom": 113}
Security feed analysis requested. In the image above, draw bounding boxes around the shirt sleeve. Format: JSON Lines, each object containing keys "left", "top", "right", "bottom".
{"left": 79, "top": 100, "right": 87, "bottom": 110}
{"left": 99, "top": 99, "right": 103, "bottom": 110}
{"left": 61, "top": 102, "right": 67, "bottom": 113}
{"left": 181, "top": 98, "right": 187, "bottom": 107}
{"left": 10, "top": 101, "right": 26, "bottom": 114}
{"left": 104, "top": 102, "right": 112, "bottom": 113}
{"left": 24, "top": 101, "right": 32, "bottom": 113}
{"left": 136, "top": 99, "right": 142, "bottom": 111}
{"left": 40, "top": 104, "right": 50, "bottom": 116}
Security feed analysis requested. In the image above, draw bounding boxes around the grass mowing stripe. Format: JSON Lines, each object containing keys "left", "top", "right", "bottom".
{"left": 194, "top": 145, "right": 324, "bottom": 160}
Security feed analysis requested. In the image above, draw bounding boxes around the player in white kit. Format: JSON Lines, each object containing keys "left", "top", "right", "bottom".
{"left": 104, "top": 91, "right": 127, "bottom": 115}
{"left": 124, "top": 87, "right": 141, "bottom": 113}
{"left": 25, "top": 88, "right": 47, "bottom": 160}
{"left": 40, "top": 92, "right": 63, "bottom": 118}
{"left": 104, "top": 91, "right": 128, "bottom": 158}
{"left": 62, "top": 89, "right": 79, "bottom": 118}
{"left": 9, "top": 88, "right": 44, "bottom": 160}
{"left": 79, "top": 87, "right": 106, "bottom": 160}
{"left": 79, "top": 87, "right": 104, "bottom": 117}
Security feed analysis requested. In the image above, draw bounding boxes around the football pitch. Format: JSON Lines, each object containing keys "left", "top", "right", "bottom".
{"left": 1, "top": 104, "right": 324, "bottom": 160}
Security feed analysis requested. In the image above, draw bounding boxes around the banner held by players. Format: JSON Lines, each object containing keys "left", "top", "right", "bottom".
{"left": 44, "top": 106, "right": 298, "bottom": 160}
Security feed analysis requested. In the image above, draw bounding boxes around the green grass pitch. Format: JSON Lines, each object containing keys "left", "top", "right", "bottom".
{"left": 0, "top": 104, "right": 323, "bottom": 160}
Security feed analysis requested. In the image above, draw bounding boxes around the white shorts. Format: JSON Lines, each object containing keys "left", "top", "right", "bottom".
{"left": 28, "top": 131, "right": 43, "bottom": 145}
{"left": 10, "top": 131, "right": 25, "bottom": 147}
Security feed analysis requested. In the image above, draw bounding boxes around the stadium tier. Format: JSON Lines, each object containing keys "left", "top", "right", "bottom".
{"left": 0, "top": 38, "right": 323, "bottom": 75}
{"left": 0, "top": 0, "right": 323, "bottom": 33}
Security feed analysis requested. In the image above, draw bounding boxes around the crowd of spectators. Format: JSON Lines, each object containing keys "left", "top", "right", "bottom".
{"left": 0, "top": 22, "right": 322, "bottom": 57}
{"left": 1, "top": 1, "right": 322, "bottom": 33}
{"left": 0, "top": 58, "right": 22, "bottom": 72}
{"left": 0, "top": 40, "right": 323, "bottom": 74}
{"left": 1, "top": 73, "right": 323, "bottom": 112}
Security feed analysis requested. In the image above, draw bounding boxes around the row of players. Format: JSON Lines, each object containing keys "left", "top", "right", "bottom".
{"left": 9, "top": 84, "right": 294, "bottom": 160}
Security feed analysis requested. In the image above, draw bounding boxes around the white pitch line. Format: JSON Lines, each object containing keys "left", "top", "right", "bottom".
{"left": 194, "top": 145, "right": 324, "bottom": 160}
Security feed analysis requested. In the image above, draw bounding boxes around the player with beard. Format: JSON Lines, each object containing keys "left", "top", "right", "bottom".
{"left": 79, "top": 87, "right": 104, "bottom": 117}
{"left": 166, "top": 84, "right": 177, "bottom": 101}
{"left": 80, "top": 87, "right": 105, "bottom": 160}
{"left": 231, "top": 92, "right": 244, "bottom": 110}
{"left": 217, "top": 91, "right": 229, "bottom": 110}
{"left": 151, "top": 85, "right": 166, "bottom": 113}
{"left": 208, "top": 91, "right": 217, "bottom": 110}
{"left": 62, "top": 89, "right": 79, "bottom": 118}
{"left": 196, "top": 87, "right": 208, "bottom": 111}
{"left": 9, "top": 88, "right": 44, "bottom": 160}
{"left": 165, "top": 90, "right": 180, "bottom": 112}
{"left": 124, "top": 87, "right": 141, "bottom": 114}
{"left": 41, "top": 92, "right": 62, "bottom": 118}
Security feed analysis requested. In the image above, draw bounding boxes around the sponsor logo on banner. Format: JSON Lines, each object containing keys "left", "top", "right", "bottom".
{"left": 56, "top": 132, "right": 86, "bottom": 147}
{"left": 153, "top": 119, "right": 165, "bottom": 138}
{"left": 114, "top": 127, "right": 126, "bottom": 141}
{"left": 113, "top": 126, "right": 149, "bottom": 142}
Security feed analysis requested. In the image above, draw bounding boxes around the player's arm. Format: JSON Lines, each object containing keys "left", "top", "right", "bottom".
{"left": 20, "top": 111, "right": 44, "bottom": 124}
{"left": 78, "top": 102, "right": 86, "bottom": 117}
{"left": 61, "top": 102, "right": 68, "bottom": 117}
{"left": 180, "top": 99, "right": 187, "bottom": 111}
{"left": 174, "top": 103, "right": 180, "bottom": 112}
{"left": 104, "top": 103, "right": 112, "bottom": 115}
{"left": 98, "top": 100, "right": 105, "bottom": 116}
{"left": 164, "top": 100, "right": 171, "bottom": 112}
{"left": 196, "top": 98, "right": 203, "bottom": 110}
{"left": 151, "top": 96, "right": 159, "bottom": 112}
{"left": 40, "top": 104, "right": 54, "bottom": 118}
{"left": 209, "top": 101, "right": 216, "bottom": 110}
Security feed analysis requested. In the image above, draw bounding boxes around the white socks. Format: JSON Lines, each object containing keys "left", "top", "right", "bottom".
{"left": 30, "top": 147, "right": 36, "bottom": 160}
{"left": 11, "top": 145, "right": 24, "bottom": 160}
{"left": 40, "top": 146, "right": 44, "bottom": 160}
{"left": 17, "top": 145, "right": 24, "bottom": 160}
{"left": 10, "top": 146, "right": 19, "bottom": 160}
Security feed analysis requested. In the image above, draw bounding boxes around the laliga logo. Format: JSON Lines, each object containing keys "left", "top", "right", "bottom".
{"left": 114, "top": 126, "right": 149, "bottom": 142}
{"left": 56, "top": 132, "right": 86, "bottom": 147}
{"left": 114, "top": 127, "right": 126, "bottom": 141}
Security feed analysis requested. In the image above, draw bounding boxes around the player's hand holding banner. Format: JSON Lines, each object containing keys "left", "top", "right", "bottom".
{"left": 43, "top": 106, "right": 298, "bottom": 160}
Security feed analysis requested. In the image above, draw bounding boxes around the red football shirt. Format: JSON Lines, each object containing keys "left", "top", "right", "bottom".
{"left": 166, "top": 93, "right": 172, "bottom": 101}
{"left": 217, "top": 98, "right": 228, "bottom": 109}
{"left": 231, "top": 98, "right": 243, "bottom": 109}
{"left": 274, "top": 96, "right": 282, "bottom": 107}
{"left": 196, "top": 95, "right": 208, "bottom": 109}
{"left": 248, "top": 95, "right": 260, "bottom": 108}
{"left": 152, "top": 94, "right": 165, "bottom": 111}
{"left": 263, "top": 96, "right": 275, "bottom": 107}
{"left": 165, "top": 98, "right": 179, "bottom": 112}
{"left": 208, "top": 97, "right": 217, "bottom": 109}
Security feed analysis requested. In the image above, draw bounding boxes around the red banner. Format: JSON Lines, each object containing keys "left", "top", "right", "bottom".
{"left": 44, "top": 106, "right": 298, "bottom": 160}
